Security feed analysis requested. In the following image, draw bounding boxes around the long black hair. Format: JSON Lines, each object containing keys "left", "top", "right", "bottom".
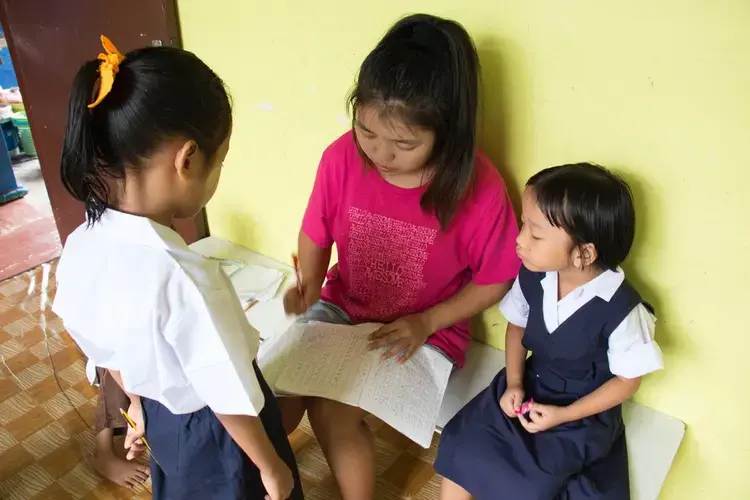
{"left": 348, "top": 13, "right": 480, "bottom": 229}
{"left": 527, "top": 163, "right": 637, "bottom": 270}
{"left": 61, "top": 46, "right": 232, "bottom": 224}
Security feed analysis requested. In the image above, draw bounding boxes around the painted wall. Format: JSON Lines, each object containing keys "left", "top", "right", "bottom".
{"left": 178, "top": 1, "right": 750, "bottom": 497}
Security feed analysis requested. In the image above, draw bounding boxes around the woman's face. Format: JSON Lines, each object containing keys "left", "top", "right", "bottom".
{"left": 354, "top": 105, "right": 435, "bottom": 184}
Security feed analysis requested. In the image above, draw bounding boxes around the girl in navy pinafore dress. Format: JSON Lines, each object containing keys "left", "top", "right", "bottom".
{"left": 435, "top": 163, "right": 664, "bottom": 500}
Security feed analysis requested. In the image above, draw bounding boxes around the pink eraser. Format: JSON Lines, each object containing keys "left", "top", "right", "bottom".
{"left": 516, "top": 398, "right": 534, "bottom": 415}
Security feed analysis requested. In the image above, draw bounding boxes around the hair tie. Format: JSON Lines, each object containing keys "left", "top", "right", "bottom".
{"left": 88, "top": 35, "right": 126, "bottom": 109}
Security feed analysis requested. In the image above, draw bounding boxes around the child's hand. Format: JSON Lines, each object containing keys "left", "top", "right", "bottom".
{"left": 499, "top": 385, "right": 525, "bottom": 418}
{"left": 367, "top": 314, "right": 434, "bottom": 363}
{"left": 123, "top": 402, "right": 147, "bottom": 460}
{"left": 261, "top": 455, "right": 294, "bottom": 500}
{"left": 518, "top": 402, "right": 568, "bottom": 433}
{"left": 282, "top": 283, "right": 320, "bottom": 315}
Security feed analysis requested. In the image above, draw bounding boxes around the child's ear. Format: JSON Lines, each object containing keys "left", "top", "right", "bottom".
{"left": 576, "top": 243, "right": 598, "bottom": 270}
{"left": 174, "top": 140, "right": 199, "bottom": 178}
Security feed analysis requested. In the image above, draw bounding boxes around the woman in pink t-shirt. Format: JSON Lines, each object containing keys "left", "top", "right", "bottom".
{"left": 283, "top": 13, "right": 521, "bottom": 499}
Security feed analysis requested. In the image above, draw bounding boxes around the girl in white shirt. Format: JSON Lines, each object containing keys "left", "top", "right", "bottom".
{"left": 52, "top": 36, "right": 301, "bottom": 500}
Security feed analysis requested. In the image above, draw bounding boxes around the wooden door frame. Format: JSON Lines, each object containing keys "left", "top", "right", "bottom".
{"left": 0, "top": 1, "right": 209, "bottom": 245}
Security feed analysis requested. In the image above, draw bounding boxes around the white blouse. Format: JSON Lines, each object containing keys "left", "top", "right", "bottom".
{"left": 499, "top": 268, "right": 664, "bottom": 379}
{"left": 53, "top": 210, "right": 264, "bottom": 416}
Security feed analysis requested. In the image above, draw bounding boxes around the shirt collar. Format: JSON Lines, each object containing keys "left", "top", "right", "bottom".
{"left": 541, "top": 267, "right": 625, "bottom": 302}
{"left": 94, "top": 209, "right": 188, "bottom": 251}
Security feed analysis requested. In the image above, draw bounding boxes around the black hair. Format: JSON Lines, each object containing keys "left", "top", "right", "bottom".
{"left": 61, "top": 46, "right": 232, "bottom": 224}
{"left": 526, "top": 163, "right": 636, "bottom": 270}
{"left": 348, "top": 13, "right": 480, "bottom": 229}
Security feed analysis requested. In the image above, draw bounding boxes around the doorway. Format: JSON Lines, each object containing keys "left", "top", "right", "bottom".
{"left": 0, "top": 23, "right": 60, "bottom": 282}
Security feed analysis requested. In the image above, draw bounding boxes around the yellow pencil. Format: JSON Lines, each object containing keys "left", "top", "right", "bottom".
{"left": 120, "top": 408, "right": 165, "bottom": 472}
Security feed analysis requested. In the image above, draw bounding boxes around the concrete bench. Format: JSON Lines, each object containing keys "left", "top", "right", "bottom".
{"left": 191, "top": 236, "right": 685, "bottom": 500}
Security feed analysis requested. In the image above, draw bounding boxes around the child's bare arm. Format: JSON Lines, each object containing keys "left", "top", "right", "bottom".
{"left": 561, "top": 376, "right": 641, "bottom": 422}
{"left": 214, "top": 413, "right": 293, "bottom": 497}
{"left": 504, "top": 323, "right": 527, "bottom": 389}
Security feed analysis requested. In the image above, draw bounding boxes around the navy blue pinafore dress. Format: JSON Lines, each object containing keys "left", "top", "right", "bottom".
{"left": 435, "top": 267, "right": 653, "bottom": 500}
{"left": 142, "top": 361, "right": 304, "bottom": 499}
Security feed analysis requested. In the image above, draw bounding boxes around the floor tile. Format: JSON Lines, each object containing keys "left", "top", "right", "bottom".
{"left": 0, "top": 263, "right": 445, "bottom": 499}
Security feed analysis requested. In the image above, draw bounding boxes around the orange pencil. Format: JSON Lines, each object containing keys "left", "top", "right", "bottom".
{"left": 292, "top": 253, "right": 305, "bottom": 308}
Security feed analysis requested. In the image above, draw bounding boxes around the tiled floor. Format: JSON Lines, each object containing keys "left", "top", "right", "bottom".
{"left": 0, "top": 158, "right": 61, "bottom": 282}
{"left": 0, "top": 263, "right": 443, "bottom": 499}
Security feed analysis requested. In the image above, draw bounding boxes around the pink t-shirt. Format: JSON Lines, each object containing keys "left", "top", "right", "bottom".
{"left": 302, "top": 132, "right": 521, "bottom": 367}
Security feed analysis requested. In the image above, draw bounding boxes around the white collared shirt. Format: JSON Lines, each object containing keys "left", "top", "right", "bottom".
{"left": 499, "top": 268, "right": 664, "bottom": 379}
{"left": 53, "top": 210, "right": 264, "bottom": 416}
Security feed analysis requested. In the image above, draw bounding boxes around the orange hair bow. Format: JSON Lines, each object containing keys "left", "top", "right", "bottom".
{"left": 88, "top": 35, "right": 126, "bottom": 109}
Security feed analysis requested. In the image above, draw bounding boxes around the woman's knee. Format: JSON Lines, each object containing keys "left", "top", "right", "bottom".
{"left": 277, "top": 397, "right": 306, "bottom": 435}
{"left": 307, "top": 398, "right": 367, "bottom": 439}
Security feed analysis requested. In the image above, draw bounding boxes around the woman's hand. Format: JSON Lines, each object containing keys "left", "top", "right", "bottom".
{"left": 123, "top": 401, "right": 147, "bottom": 460}
{"left": 261, "top": 455, "right": 294, "bottom": 500}
{"left": 518, "top": 402, "right": 569, "bottom": 433}
{"left": 282, "top": 283, "right": 321, "bottom": 315}
{"left": 499, "top": 384, "right": 525, "bottom": 418}
{"left": 367, "top": 313, "right": 434, "bottom": 362}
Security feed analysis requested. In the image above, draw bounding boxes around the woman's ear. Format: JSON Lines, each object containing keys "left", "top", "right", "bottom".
{"left": 174, "top": 139, "right": 199, "bottom": 179}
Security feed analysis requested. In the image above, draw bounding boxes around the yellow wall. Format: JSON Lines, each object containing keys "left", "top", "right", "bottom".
{"left": 178, "top": 1, "right": 750, "bottom": 497}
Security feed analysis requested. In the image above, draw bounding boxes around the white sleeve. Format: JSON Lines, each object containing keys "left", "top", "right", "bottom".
{"left": 607, "top": 304, "right": 664, "bottom": 379}
{"left": 165, "top": 269, "right": 265, "bottom": 416}
{"left": 498, "top": 278, "right": 529, "bottom": 328}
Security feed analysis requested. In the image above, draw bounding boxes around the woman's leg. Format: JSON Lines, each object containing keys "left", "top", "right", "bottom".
{"left": 277, "top": 396, "right": 306, "bottom": 436}
{"left": 440, "top": 478, "right": 473, "bottom": 500}
{"left": 307, "top": 397, "right": 374, "bottom": 500}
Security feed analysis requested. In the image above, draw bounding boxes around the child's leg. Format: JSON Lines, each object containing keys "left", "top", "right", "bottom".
{"left": 307, "top": 397, "right": 374, "bottom": 500}
{"left": 92, "top": 368, "right": 150, "bottom": 487}
{"left": 440, "top": 478, "right": 473, "bottom": 500}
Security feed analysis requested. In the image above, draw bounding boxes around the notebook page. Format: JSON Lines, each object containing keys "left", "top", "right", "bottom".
{"left": 257, "top": 322, "right": 305, "bottom": 394}
{"left": 359, "top": 346, "right": 453, "bottom": 448}
{"left": 274, "top": 322, "right": 380, "bottom": 407}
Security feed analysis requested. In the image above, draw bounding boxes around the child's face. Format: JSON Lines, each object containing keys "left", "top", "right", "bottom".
{"left": 174, "top": 135, "right": 230, "bottom": 219}
{"left": 516, "top": 188, "right": 578, "bottom": 272}
{"left": 354, "top": 105, "right": 435, "bottom": 181}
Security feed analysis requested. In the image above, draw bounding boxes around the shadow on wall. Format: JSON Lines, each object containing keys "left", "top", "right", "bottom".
{"left": 471, "top": 37, "right": 527, "bottom": 346}
{"left": 476, "top": 36, "right": 529, "bottom": 214}
{"left": 620, "top": 170, "right": 695, "bottom": 372}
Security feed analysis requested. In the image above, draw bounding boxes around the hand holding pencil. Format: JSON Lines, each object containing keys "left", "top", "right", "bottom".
{"left": 121, "top": 405, "right": 165, "bottom": 472}
{"left": 121, "top": 405, "right": 147, "bottom": 460}
{"left": 282, "top": 253, "right": 320, "bottom": 315}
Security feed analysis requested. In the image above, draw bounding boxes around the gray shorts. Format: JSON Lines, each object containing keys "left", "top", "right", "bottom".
{"left": 300, "top": 301, "right": 453, "bottom": 363}
{"left": 299, "top": 300, "right": 353, "bottom": 325}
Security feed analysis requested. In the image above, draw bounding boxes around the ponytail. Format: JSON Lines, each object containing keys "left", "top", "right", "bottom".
{"left": 60, "top": 45, "right": 232, "bottom": 226}
{"left": 60, "top": 59, "right": 113, "bottom": 225}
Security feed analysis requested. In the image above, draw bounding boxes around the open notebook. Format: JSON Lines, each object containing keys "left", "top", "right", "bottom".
{"left": 258, "top": 322, "right": 453, "bottom": 448}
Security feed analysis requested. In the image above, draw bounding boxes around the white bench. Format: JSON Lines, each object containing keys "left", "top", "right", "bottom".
{"left": 191, "top": 236, "right": 685, "bottom": 500}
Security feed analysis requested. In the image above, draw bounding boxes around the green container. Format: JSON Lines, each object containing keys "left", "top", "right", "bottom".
{"left": 11, "top": 111, "right": 35, "bottom": 157}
